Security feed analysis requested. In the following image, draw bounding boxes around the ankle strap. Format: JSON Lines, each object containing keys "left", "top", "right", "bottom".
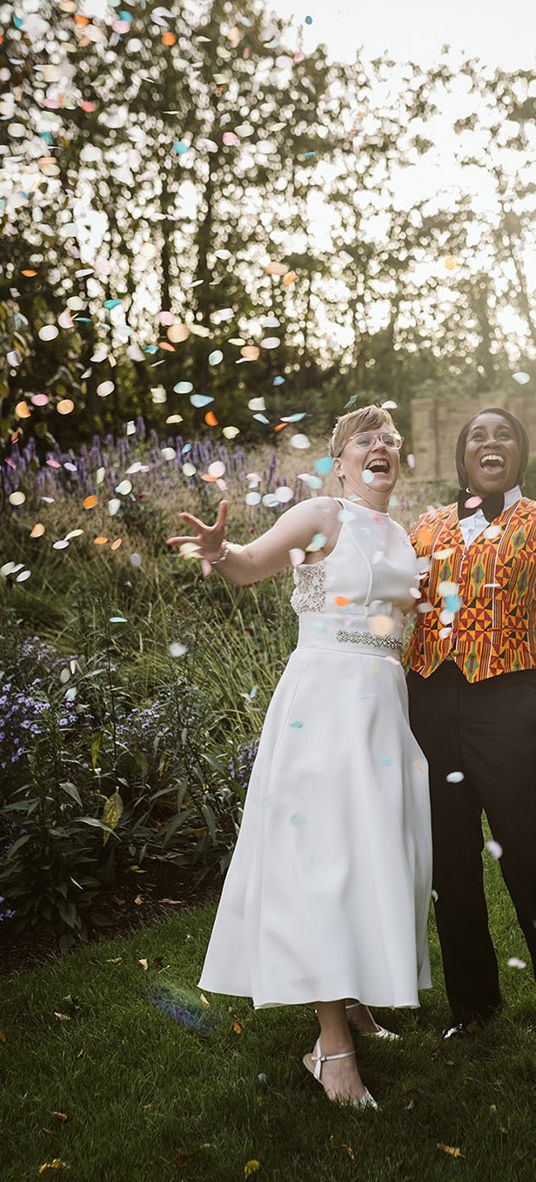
{"left": 314, "top": 1047, "right": 356, "bottom": 1064}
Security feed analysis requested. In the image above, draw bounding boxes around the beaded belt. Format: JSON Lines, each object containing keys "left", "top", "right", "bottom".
{"left": 336, "top": 629, "right": 402, "bottom": 653}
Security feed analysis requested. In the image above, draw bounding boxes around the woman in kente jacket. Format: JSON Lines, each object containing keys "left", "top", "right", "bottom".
{"left": 406, "top": 407, "right": 536, "bottom": 1037}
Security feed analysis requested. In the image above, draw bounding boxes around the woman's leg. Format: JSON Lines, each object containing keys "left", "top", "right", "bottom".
{"left": 312, "top": 1000, "right": 368, "bottom": 1102}
{"left": 345, "top": 1000, "right": 384, "bottom": 1033}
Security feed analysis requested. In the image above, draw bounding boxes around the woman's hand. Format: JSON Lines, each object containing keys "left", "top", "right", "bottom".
{"left": 167, "top": 499, "right": 228, "bottom": 578}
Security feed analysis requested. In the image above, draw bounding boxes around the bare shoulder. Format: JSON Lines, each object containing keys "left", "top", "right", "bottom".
{"left": 282, "top": 495, "right": 339, "bottom": 528}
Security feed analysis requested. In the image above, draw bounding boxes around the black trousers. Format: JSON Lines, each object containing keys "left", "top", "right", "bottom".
{"left": 407, "top": 661, "right": 536, "bottom": 1023}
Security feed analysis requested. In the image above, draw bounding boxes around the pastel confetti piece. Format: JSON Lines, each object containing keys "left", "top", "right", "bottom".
{"left": 168, "top": 642, "right": 187, "bottom": 658}
{"left": 485, "top": 840, "right": 502, "bottom": 859}
{"left": 446, "top": 771, "right": 464, "bottom": 783}
{"left": 306, "top": 532, "right": 326, "bottom": 552}
{"left": 315, "top": 456, "right": 333, "bottom": 475}
{"left": 190, "top": 394, "right": 214, "bottom": 408}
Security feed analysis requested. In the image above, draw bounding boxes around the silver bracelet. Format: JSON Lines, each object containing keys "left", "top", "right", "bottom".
{"left": 210, "top": 541, "right": 229, "bottom": 566}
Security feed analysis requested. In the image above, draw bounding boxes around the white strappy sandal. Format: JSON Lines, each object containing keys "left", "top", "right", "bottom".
{"left": 303, "top": 1039, "right": 378, "bottom": 1109}
{"left": 345, "top": 1001, "right": 400, "bottom": 1041}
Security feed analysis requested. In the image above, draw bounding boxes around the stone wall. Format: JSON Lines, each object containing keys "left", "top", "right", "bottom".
{"left": 410, "top": 391, "right": 536, "bottom": 484}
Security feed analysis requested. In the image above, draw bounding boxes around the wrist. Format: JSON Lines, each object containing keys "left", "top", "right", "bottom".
{"left": 209, "top": 541, "right": 227, "bottom": 564}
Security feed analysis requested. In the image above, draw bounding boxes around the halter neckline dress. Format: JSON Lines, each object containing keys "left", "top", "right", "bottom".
{"left": 199, "top": 500, "right": 432, "bottom": 1009}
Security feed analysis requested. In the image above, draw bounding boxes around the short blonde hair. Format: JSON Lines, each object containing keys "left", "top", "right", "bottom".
{"left": 329, "top": 405, "right": 398, "bottom": 458}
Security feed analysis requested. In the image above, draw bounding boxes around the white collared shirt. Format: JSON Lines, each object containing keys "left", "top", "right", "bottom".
{"left": 459, "top": 485, "right": 522, "bottom": 547}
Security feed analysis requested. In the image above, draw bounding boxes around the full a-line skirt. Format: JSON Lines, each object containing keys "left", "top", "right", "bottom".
{"left": 199, "top": 646, "right": 432, "bottom": 1009}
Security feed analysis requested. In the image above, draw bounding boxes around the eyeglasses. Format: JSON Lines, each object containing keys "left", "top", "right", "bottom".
{"left": 345, "top": 432, "right": 403, "bottom": 453}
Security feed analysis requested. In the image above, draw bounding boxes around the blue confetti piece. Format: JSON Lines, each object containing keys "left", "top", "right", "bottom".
{"left": 305, "top": 14, "right": 313, "bottom": 23}
{"left": 145, "top": 345, "right": 159, "bottom": 354}
{"left": 190, "top": 394, "right": 214, "bottom": 407}
{"left": 290, "top": 721, "right": 304, "bottom": 729}
{"left": 253, "top": 413, "right": 269, "bottom": 424}
{"left": 380, "top": 756, "right": 392, "bottom": 767}
{"left": 174, "top": 140, "right": 191, "bottom": 155}
{"left": 104, "top": 299, "right": 122, "bottom": 309}
{"left": 444, "top": 594, "right": 462, "bottom": 612}
{"left": 273, "top": 375, "right": 285, "bottom": 385}
{"left": 315, "top": 456, "right": 333, "bottom": 475}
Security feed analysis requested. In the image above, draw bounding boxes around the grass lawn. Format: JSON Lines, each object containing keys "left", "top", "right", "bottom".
{"left": 1, "top": 854, "right": 535, "bottom": 1182}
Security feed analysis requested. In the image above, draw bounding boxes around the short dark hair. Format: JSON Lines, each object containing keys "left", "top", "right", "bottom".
{"left": 455, "top": 407, "right": 529, "bottom": 488}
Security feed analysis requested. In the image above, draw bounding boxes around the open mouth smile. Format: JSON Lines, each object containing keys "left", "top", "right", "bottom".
{"left": 365, "top": 457, "right": 390, "bottom": 476}
{"left": 480, "top": 452, "right": 506, "bottom": 471}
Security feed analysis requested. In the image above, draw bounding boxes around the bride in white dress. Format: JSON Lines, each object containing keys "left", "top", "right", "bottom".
{"left": 167, "top": 406, "right": 432, "bottom": 1109}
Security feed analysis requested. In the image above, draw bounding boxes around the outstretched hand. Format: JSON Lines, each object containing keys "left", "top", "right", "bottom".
{"left": 167, "top": 499, "right": 228, "bottom": 578}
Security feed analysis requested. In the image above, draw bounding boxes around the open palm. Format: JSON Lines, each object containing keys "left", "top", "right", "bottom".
{"left": 167, "top": 499, "right": 228, "bottom": 578}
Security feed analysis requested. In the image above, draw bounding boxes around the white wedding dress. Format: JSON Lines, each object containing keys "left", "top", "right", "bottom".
{"left": 199, "top": 499, "right": 432, "bottom": 1009}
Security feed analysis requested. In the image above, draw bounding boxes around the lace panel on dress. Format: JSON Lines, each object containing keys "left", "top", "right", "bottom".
{"left": 290, "top": 561, "right": 327, "bottom": 615}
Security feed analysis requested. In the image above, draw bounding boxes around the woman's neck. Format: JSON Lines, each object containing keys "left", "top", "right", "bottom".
{"left": 341, "top": 481, "right": 390, "bottom": 513}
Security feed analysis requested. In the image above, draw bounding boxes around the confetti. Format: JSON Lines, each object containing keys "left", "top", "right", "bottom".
{"left": 507, "top": 957, "right": 527, "bottom": 969}
{"left": 512, "top": 372, "right": 530, "bottom": 384}
{"left": 290, "top": 433, "right": 310, "bottom": 449}
{"left": 8, "top": 491, "right": 25, "bottom": 506}
{"left": 485, "top": 840, "right": 503, "bottom": 859}
{"left": 446, "top": 771, "right": 464, "bottom": 783}
{"left": 168, "top": 642, "right": 187, "bottom": 658}
{"left": 83, "top": 496, "right": 98, "bottom": 510}
{"left": 57, "top": 399, "right": 75, "bottom": 415}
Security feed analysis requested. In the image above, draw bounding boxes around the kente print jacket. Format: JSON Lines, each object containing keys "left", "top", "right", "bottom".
{"left": 404, "top": 497, "right": 536, "bottom": 683}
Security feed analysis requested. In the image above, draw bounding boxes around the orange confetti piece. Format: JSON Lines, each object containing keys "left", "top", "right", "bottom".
{"left": 57, "top": 399, "right": 75, "bottom": 415}
{"left": 274, "top": 422, "right": 288, "bottom": 432}
{"left": 158, "top": 341, "right": 176, "bottom": 351}
{"left": 30, "top": 523, "right": 45, "bottom": 538}
{"left": 111, "top": 538, "right": 122, "bottom": 551}
{"left": 162, "top": 31, "right": 176, "bottom": 44}
{"left": 93, "top": 537, "right": 108, "bottom": 545}
{"left": 201, "top": 474, "right": 218, "bottom": 483}
{"left": 204, "top": 411, "right": 218, "bottom": 426}
{"left": 282, "top": 270, "right": 297, "bottom": 285}
{"left": 82, "top": 495, "right": 98, "bottom": 510}
{"left": 15, "top": 400, "right": 31, "bottom": 419}
{"left": 335, "top": 596, "right": 351, "bottom": 606}
{"left": 21, "top": 269, "right": 37, "bottom": 277}
{"left": 233, "top": 1020, "right": 243, "bottom": 1034}
{"left": 74, "top": 13, "right": 89, "bottom": 23}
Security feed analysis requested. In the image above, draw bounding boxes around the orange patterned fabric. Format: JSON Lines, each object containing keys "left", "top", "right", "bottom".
{"left": 405, "top": 497, "right": 536, "bottom": 683}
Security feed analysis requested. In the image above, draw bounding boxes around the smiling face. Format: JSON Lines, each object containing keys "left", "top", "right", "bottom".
{"left": 334, "top": 429, "right": 401, "bottom": 508}
{"left": 463, "top": 412, "right": 522, "bottom": 496}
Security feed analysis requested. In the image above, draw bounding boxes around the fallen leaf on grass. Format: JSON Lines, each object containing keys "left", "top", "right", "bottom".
{"left": 134, "top": 895, "right": 143, "bottom": 906}
{"left": 329, "top": 1136, "right": 354, "bottom": 1159}
{"left": 160, "top": 898, "right": 182, "bottom": 905}
{"left": 244, "top": 1162, "right": 261, "bottom": 1177}
{"left": 139, "top": 958, "right": 149, "bottom": 971}
{"left": 51, "top": 1112, "right": 68, "bottom": 1123}
{"left": 437, "top": 1143, "right": 463, "bottom": 1158}
{"left": 233, "top": 1020, "right": 244, "bottom": 1034}
{"left": 106, "top": 957, "right": 123, "bottom": 965}
{"left": 53, "top": 1013, "right": 71, "bottom": 1022}
{"left": 38, "top": 1162, "right": 70, "bottom": 1174}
